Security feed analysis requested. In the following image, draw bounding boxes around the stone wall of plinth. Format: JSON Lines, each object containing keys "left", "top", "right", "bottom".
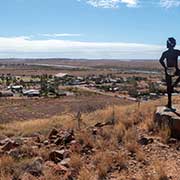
{"left": 154, "top": 105, "right": 180, "bottom": 138}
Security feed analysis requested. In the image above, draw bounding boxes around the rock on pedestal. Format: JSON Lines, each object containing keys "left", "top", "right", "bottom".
{"left": 155, "top": 105, "right": 180, "bottom": 138}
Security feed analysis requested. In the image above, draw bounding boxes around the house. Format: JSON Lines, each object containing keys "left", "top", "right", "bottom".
{"left": 57, "top": 91, "right": 67, "bottom": 96}
{"left": 150, "top": 93, "right": 159, "bottom": 99}
{"left": 7, "top": 85, "right": 23, "bottom": 92}
{"left": 23, "top": 89, "right": 40, "bottom": 97}
{"left": 77, "top": 76, "right": 84, "bottom": 81}
{"left": 55, "top": 73, "right": 68, "bottom": 78}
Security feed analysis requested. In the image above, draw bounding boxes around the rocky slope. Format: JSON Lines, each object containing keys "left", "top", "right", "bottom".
{"left": 0, "top": 98, "right": 180, "bottom": 180}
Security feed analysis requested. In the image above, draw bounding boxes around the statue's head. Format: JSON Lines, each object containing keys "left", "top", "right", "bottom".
{"left": 167, "top": 37, "right": 176, "bottom": 49}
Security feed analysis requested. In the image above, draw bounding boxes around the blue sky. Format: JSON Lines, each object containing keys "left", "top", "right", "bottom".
{"left": 0, "top": 0, "right": 180, "bottom": 59}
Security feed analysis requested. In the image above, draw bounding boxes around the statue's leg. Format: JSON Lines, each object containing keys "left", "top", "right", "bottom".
{"left": 173, "top": 70, "right": 180, "bottom": 88}
{"left": 166, "top": 74, "right": 172, "bottom": 108}
{"left": 173, "top": 77, "right": 180, "bottom": 88}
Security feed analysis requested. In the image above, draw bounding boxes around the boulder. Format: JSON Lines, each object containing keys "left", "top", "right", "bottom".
{"left": 8, "top": 148, "right": 22, "bottom": 159}
{"left": 44, "top": 161, "right": 70, "bottom": 176}
{"left": 13, "top": 137, "right": 24, "bottom": 146}
{"left": 25, "top": 157, "right": 43, "bottom": 177}
{"left": 21, "top": 173, "right": 36, "bottom": 180}
{"left": 63, "top": 130, "right": 74, "bottom": 145}
{"left": 34, "top": 136, "right": 41, "bottom": 143}
{"left": 155, "top": 105, "right": 180, "bottom": 138}
{"left": 81, "top": 144, "right": 93, "bottom": 154}
{"left": 92, "top": 128, "right": 98, "bottom": 135}
{"left": 49, "top": 150, "right": 69, "bottom": 163}
{"left": 53, "top": 129, "right": 75, "bottom": 145}
{"left": 48, "top": 128, "right": 59, "bottom": 139}
{"left": 54, "top": 137, "right": 63, "bottom": 145}
{"left": 1, "top": 140, "right": 19, "bottom": 151}
{"left": 0, "top": 138, "right": 11, "bottom": 146}
{"left": 168, "top": 138, "right": 177, "bottom": 144}
{"left": 59, "top": 158, "right": 71, "bottom": 167}
{"left": 138, "top": 137, "right": 153, "bottom": 146}
{"left": 69, "top": 140, "right": 82, "bottom": 153}
{"left": 43, "top": 140, "right": 49, "bottom": 145}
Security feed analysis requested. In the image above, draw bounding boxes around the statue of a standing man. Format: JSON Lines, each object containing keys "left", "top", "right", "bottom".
{"left": 159, "top": 37, "right": 180, "bottom": 109}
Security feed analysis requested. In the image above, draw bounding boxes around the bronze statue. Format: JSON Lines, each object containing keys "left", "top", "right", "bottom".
{"left": 159, "top": 37, "right": 180, "bottom": 109}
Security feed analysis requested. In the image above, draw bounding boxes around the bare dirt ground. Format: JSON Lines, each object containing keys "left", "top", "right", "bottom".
{"left": 0, "top": 67, "right": 163, "bottom": 79}
{"left": 0, "top": 95, "right": 132, "bottom": 123}
{"left": 22, "top": 59, "right": 162, "bottom": 71}
{"left": 0, "top": 68, "right": 60, "bottom": 76}
{"left": 0, "top": 59, "right": 165, "bottom": 79}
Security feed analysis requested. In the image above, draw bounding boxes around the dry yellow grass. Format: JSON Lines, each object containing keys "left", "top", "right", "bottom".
{"left": 136, "top": 148, "right": 145, "bottom": 162}
{"left": 75, "top": 129, "right": 94, "bottom": 150}
{"left": 123, "top": 127, "right": 139, "bottom": 153}
{"left": 78, "top": 166, "right": 96, "bottom": 180}
{"left": 0, "top": 155, "right": 33, "bottom": 180}
{"left": 93, "top": 151, "right": 113, "bottom": 180}
{"left": 0, "top": 114, "right": 73, "bottom": 137}
{"left": 113, "top": 121, "right": 126, "bottom": 142}
{"left": 158, "top": 125, "right": 171, "bottom": 144}
{"left": 0, "top": 156, "right": 15, "bottom": 174}
{"left": 0, "top": 96, "right": 170, "bottom": 138}
{"left": 0, "top": 173, "right": 12, "bottom": 180}
{"left": 0, "top": 96, "right": 180, "bottom": 179}
{"left": 154, "top": 162, "right": 169, "bottom": 180}
{"left": 69, "top": 153, "right": 83, "bottom": 172}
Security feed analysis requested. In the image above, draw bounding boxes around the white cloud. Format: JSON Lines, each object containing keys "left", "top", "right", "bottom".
{"left": 41, "top": 33, "right": 82, "bottom": 37}
{"left": 79, "top": 0, "right": 180, "bottom": 8}
{"left": 160, "top": 0, "right": 180, "bottom": 8}
{"left": 80, "top": 0, "right": 138, "bottom": 8}
{"left": 0, "top": 36, "right": 165, "bottom": 59}
{"left": 121, "top": 0, "right": 138, "bottom": 7}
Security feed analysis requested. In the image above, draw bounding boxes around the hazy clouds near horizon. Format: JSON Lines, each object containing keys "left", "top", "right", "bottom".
{"left": 0, "top": 36, "right": 174, "bottom": 59}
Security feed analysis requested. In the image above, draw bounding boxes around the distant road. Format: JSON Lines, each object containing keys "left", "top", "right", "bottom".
{"left": 75, "top": 85, "right": 137, "bottom": 102}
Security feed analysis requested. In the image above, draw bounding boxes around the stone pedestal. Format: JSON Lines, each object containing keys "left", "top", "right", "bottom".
{"left": 155, "top": 105, "right": 180, "bottom": 138}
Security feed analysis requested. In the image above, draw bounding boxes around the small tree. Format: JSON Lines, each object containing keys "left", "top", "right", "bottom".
{"left": 149, "top": 82, "right": 160, "bottom": 94}
{"left": 40, "top": 74, "right": 48, "bottom": 96}
{"left": 128, "top": 80, "right": 138, "bottom": 98}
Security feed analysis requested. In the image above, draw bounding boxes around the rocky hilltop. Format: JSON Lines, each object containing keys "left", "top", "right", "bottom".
{"left": 0, "top": 97, "right": 180, "bottom": 180}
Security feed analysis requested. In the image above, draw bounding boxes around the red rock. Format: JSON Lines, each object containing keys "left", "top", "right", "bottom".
{"left": 25, "top": 157, "right": 43, "bottom": 177}
{"left": 21, "top": 173, "right": 36, "bottom": 180}
{"left": 43, "top": 140, "right": 49, "bottom": 145}
{"left": 49, "top": 150, "right": 69, "bottom": 163}
{"left": 48, "top": 128, "right": 58, "bottom": 139}
{"left": 0, "top": 138, "right": 11, "bottom": 146}
{"left": 138, "top": 137, "right": 153, "bottom": 146}
{"left": 34, "top": 136, "right": 41, "bottom": 143}
{"left": 1, "top": 140, "right": 19, "bottom": 151}
{"left": 63, "top": 130, "right": 74, "bottom": 145}
{"left": 59, "top": 158, "right": 70, "bottom": 167}
{"left": 155, "top": 105, "right": 180, "bottom": 139}
{"left": 70, "top": 140, "right": 82, "bottom": 153}
{"left": 92, "top": 128, "right": 98, "bottom": 135}
{"left": 13, "top": 137, "right": 24, "bottom": 146}
{"left": 54, "top": 137, "right": 63, "bottom": 145}
{"left": 44, "top": 161, "right": 69, "bottom": 175}
{"left": 81, "top": 144, "right": 93, "bottom": 155}
{"left": 8, "top": 148, "right": 22, "bottom": 159}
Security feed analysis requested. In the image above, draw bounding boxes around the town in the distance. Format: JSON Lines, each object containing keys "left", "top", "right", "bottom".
{"left": 0, "top": 59, "right": 173, "bottom": 101}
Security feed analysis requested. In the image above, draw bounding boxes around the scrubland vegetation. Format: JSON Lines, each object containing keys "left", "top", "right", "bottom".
{"left": 0, "top": 96, "right": 179, "bottom": 180}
